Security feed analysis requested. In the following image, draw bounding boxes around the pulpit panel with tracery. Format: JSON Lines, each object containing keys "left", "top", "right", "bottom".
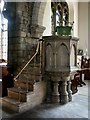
{"left": 46, "top": 43, "right": 53, "bottom": 70}
{"left": 70, "top": 43, "right": 77, "bottom": 67}
{"left": 56, "top": 43, "right": 69, "bottom": 69}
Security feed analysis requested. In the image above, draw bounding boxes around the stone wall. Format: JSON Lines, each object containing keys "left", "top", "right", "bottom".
{"left": 3, "top": 2, "right": 45, "bottom": 78}
{"left": 6, "top": 3, "right": 32, "bottom": 75}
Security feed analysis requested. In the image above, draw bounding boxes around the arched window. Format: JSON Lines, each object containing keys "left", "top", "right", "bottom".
{"left": 51, "top": 2, "right": 69, "bottom": 35}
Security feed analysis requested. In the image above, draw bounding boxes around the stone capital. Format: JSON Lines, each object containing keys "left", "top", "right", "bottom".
{"left": 30, "top": 24, "right": 46, "bottom": 39}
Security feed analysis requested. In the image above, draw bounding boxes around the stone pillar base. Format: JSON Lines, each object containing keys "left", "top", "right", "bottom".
{"left": 52, "top": 81, "right": 60, "bottom": 103}
{"left": 61, "top": 93, "right": 68, "bottom": 104}
{"left": 52, "top": 94, "right": 60, "bottom": 103}
{"left": 61, "top": 80, "right": 68, "bottom": 104}
{"left": 67, "top": 81, "right": 72, "bottom": 102}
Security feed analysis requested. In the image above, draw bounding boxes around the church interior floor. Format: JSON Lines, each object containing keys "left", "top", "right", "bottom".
{"left": 0, "top": 80, "right": 90, "bottom": 120}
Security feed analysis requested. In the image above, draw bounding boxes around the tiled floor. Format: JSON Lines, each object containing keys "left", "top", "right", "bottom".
{"left": 0, "top": 80, "right": 90, "bottom": 119}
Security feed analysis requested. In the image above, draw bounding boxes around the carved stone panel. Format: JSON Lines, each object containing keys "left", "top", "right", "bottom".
{"left": 43, "top": 36, "right": 78, "bottom": 72}
{"left": 43, "top": 36, "right": 79, "bottom": 104}
{"left": 56, "top": 43, "right": 69, "bottom": 70}
{"left": 46, "top": 43, "right": 53, "bottom": 70}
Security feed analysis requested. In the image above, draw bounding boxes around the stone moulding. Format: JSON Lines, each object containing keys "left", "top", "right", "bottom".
{"left": 30, "top": 24, "right": 46, "bottom": 39}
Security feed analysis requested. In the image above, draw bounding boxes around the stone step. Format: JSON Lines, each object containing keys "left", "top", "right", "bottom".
{"left": 2, "top": 81, "right": 47, "bottom": 113}
{"left": 7, "top": 87, "right": 34, "bottom": 102}
{"left": 22, "top": 66, "right": 41, "bottom": 75}
{"left": 14, "top": 79, "right": 34, "bottom": 91}
{"left": 16, "top": 74, "right": 42, "bottom": 83}
{"left": 2, "top": 96, "right": 29, "bottom": 113}
{"left": 29, "top": 74, "right": 42, "bottom": 81}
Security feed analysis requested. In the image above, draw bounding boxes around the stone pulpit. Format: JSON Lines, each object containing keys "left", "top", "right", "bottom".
{"left": 43, "top": 36, "right": 79, "bottom": 104}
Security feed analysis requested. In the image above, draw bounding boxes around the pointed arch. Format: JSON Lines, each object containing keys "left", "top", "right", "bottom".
{"left": 57, "top": 42, "right": 69, "bottom": 53}
{"left": 46, "top": 43, "right": 53, "bottom": 70}
{"left": 70, "top": 44, "right": 76, "bottom": 66}
{"left": 30, "top": 2, "right": 47, "bottom": 38}
{"left": 31, "top": 2, "right": 47, "bottom": 26}
{"left": 56, "top": 43, "right": 69, "bottom": 68}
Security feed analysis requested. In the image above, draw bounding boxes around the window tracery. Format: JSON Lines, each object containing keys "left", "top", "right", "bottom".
{"left": 51, "top": 2, "right": 69, "bottom": 35}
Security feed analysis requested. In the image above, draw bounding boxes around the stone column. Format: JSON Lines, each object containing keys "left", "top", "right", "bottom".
{"left": 4, "top": 3, "right": 31, "bottom": 75}
{"left": 61, "top": 80, "right": 68, "bottom": 104}
{"left": 67, "top": 81, "right": 72, "bottom": 101}
{"left": 46, "top": 78, "right": 52, "bottom": 103}
{"left": 4, "top": 3, "right": 46, "bottom": 79}
{"left": 52, "top": 81, "right": 60, "bottom": 103}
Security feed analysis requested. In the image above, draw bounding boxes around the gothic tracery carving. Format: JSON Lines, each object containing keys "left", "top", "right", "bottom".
{"left": 51, "top": 2, "right": 69, "bottom": 35}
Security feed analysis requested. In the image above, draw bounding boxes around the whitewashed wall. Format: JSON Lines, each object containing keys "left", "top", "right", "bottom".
{"left": 67, "top": 2, "right": 74, "bottom": 36}
{"left": 88, "top": 2, "right": 90, "bottom": 57}
{"left": 43, "top": 1, "right": 51, "bottom": 36}
{"left": 67, "top": 2, "right": 79, "bottom": 37}
{"left": 78, "top": 2, "right": 88, "bottom": 55}
{"left": 73, "top": 2, "right": 78, "bottom": 37}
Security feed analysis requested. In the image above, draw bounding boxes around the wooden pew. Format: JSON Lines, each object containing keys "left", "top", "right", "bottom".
{"left": 0, "top": 60, "right": 14, "bottom": 97}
